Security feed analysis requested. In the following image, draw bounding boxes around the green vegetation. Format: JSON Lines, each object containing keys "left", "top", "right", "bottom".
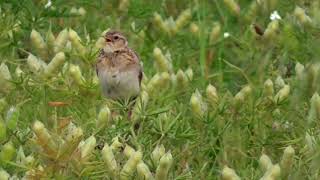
{"left": 0, "top": 0, "right": 320, "bottom": 179}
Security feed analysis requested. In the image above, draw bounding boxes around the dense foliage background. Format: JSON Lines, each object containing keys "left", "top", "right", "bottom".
{"left": 0, "top": 0, "right": 320, "bottom": 179}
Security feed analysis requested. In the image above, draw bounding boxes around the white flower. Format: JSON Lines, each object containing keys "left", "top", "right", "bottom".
{"left": 44, "top": 0, "right": 52, "bottom": 9}
{"left": 223, "top": 32, "right": 230, "bottom": 38}
{"left": 270, "top": 11, "right": 281, "bottom": 21}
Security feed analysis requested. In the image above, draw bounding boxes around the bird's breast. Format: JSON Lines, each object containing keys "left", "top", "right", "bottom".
{"left": 98, "top": 69, "right": 140, "bottom": 100}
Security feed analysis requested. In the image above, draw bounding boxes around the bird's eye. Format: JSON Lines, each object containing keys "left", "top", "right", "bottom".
{"left": 113, "top": 36, "right": 119, "bottom": 40}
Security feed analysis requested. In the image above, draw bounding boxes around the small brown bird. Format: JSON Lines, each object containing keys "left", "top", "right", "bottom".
{"left": 96, "top": 31, "right": 143, "bottom": 105}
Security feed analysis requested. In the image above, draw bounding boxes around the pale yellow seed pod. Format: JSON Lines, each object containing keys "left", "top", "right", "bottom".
{"left": 206, "top": 84, "right": 219, "bottom": 106}
{"left": 221, "top": 166, "right": 241, "bottom": 180}
{"left": 102, "top": 143, "right": 119, "bottom": 178}
{"left": 234, "top": 85, "right": 252, "bottom": 105}
{"left": 70, "top": 7, "right": 78, "bottom": 15}
{"left": 245, "top": 1, "right": 258, "bottom": 22}
{"left": 80, "top": 136, "right": 96, "bottom": 159}
{"left": 111, "top": 136, "right": 123, "bottom": 152}
{"left": 185, "top": 68, "right": 193, "bottom": 81}
{"left": 264, "top": 20, "right": 279, "bottom": 40}
{"left": 118, "top": 0, "right": 129, "bottom": 12}
{"left": 23, "top": 155, "right": 35, "bottom": 166}
{"left": 152, "top": 145, "right": 166, "bottom": 166}
{"left": 69, "top": 64, "right": 85, "bottom": 86}
{"left": 171, "top": 73, "right": 177, "bottom": 87}
{"left": 275, "top": 76, "right": 285, "bottom": 90}
{"left": 307, "top": 93, "right": 320, "bottom": 124}
{"left": 124, "top": 144, "right": 135, "bottom": 158}
{"left": 132, "top": 91, "right": 149, "bottom": 119}
{"left": 43, "top": 52, "right": 65, "bottom": 77}
{"left": 147, "top": 73, "right": 161, "bottom": 94}
{"left": 69, "top": 29, "right": 86, "bottom": 56}
{"left": 15, "top": 66, "right": 24, "bottom": 78}
{"left": 32, "top": 121, "right": 57, "bottom": 154}
{"left": 259, "top": 154, "right": 273, "bottom": 172}
{"left": 223, "top": 0, "right": 240, "bottom": 16}
{"left": 190, "top": 90, "right": 207, "bottom": 117}
{"left": 274, "top": 85, "right": 290, "bottom": 103}
{"left": 155, "top": 152, "right": 173, "bottom": 180}
{"left": 0, "top": 63, "right": 13, "bottom": 93}
{"left": 175, "top": 9, "right": 192, "bottom": 30}
{"left": 165, "top": 17, "right": 177, "bottom": 35}
{"left": 153, "top": 47, "right": 171, "bottom": 73}
{"left": 54, "top": 29, "right": 69, "bottom": 53}
{"left": 27, "top": 54, "right": 47, "bottom": 73}
{"left": 210, "top": 22, "right": 221, "bottom": 44}
{"left": 59, "top": 127, "right": 83, "bottom": 159}
{"left": 120, "top": 151, "right": 143, "bottom": 180}
{"left": 153, "top": 13, "right": 168, "bottom": 33}
{"left": 137, "top": 162, "right": 154, "bottom": 180}
{"left": 189, "top": 22, "right": 199, "bottom": 35}
{"left": 97, "top": 105, "right": 111, "bottom": 129}
{"left": 159, "top": 72, "right": 171, "bottom": 89}
{"left": 95, "top": 37, "right": 106, "bottom": 49}
{"left": 16, "top": 146, "right": 26, "bottom": 164}
{"left": 294, "top": 6, "right": 312, "bottom": 26}
{"left": 30, "top": 29, "right": 48, "bottom": 59}
{"left": 176, "top": 69, "right": 188, "bottom": 88}
{"left": 295, "top": 62, "right": 304, "bottom": 78}
{"left": 78, "top": 7, "right": 86, "bottom": 16}
{"left": 0, "top": 141, "right": 16, "bottom": 162}
{"left": 0, "top": 169, "right": 10, "bottom": 180}
{"left": 260, "top": 164, "right": 281, "bottom": 180}
{"left": 263, "top": 79, "right": 274, "bottom": 97}
{"left": 280, "top": 146, "right": 295, "bottom": 177}
{"left": 305, "top": 132, "right": 316, "bottom": 153}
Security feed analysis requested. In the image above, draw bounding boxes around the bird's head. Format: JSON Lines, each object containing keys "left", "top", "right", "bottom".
{"left": 103, "top": 31, "right": 127, "bottom": 53}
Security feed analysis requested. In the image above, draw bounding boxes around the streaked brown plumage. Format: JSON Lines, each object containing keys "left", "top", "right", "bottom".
{"left": 96, "top": 31, "right": 143, "bottom": 101}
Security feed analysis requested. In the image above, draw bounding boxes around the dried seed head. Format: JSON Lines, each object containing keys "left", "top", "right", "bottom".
{"left": 223, "top": 0, "right": 240, "bottom": 16}
{"left": 155, "top": 152, "right": 173, "bottom": 180}
{"left": 43, "top": 52, "right": 65, "bottom": 77}
{"left": 295, "top": 62, "right": 304, "bottom": 78}
{"left": 54, "top": 29, "right": 69, "bottom": 53}
{"left": 152, "top": 144, "right": 166, "bottom": 166}
{"left": 264, "top": 79, "right": 274, "bottom": 97}
{"left": 307, "top": 93, "right": 320, "bottom": 124}
{"left": 69, "top": 29, "right": 86, "bottom": 56}
{"left": 280, "top": 146, "right": 295, "bottom": 177}
{"left": 175, "top": 9, "right": 192, "bottom": 30}
{"left": 0, "top": 141, "right": 16, "bottom": 162}
{"left": 80, "top": 136, "right": 96, "bottom": 159}
{"left": 274, "top": 85, "right": 290, "bottom": 103}
{"left": 102, "top": 143, "right": 119, "bottom": 178}
{"left": 221, "top": 166, "right": 241, "bottom": 180}
{"left": 97, "top": 105, "right": 111, "bottom": 129}
{"left": 294, "top": 6, "right": 312, "bottom": 26}
{"left": 153, "top": 47, "right": 172, "bottom": 73}
{"left": 124, "top": 144, "right": 135, "bottom": 158}
{"left": 189, "top": 22, "right": 199, "bottom": 35}
{"left": 176, "top": 69, "right": 189, "bottom": 88}
{"left": 120, "top": 151, "right": 143, "bottom": 180}
{"left": 275, "top": 76, "right": 285, "bottom": 90}
{"left": 190, "top": 89, "right": 207, "bottom": 117}
{"left": 27, "top": 54, "right": 47, "bottom": 74}
{"left": 137, "top": 162, "right": 154, "bottom": 180}
{"left": 206, "top": 84, "right": 219, "bottom": 106}
{"left": 0, "top": 63, "right": 13, "bottom": 93}
{"left": 259, "top": 154, "right": 273, "bottom": 172}
{"left": 30, "top": 29, "right": 48, "bottom": 59}
{"left": 69, "top": 64, "right": 85, "bottom": 86}
{"left": 210, "top": 22, "right": 222, "bottom": 43}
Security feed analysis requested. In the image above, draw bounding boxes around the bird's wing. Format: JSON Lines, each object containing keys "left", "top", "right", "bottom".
{"left": 118, "top": 48, "right": 143, "bottom": 86}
